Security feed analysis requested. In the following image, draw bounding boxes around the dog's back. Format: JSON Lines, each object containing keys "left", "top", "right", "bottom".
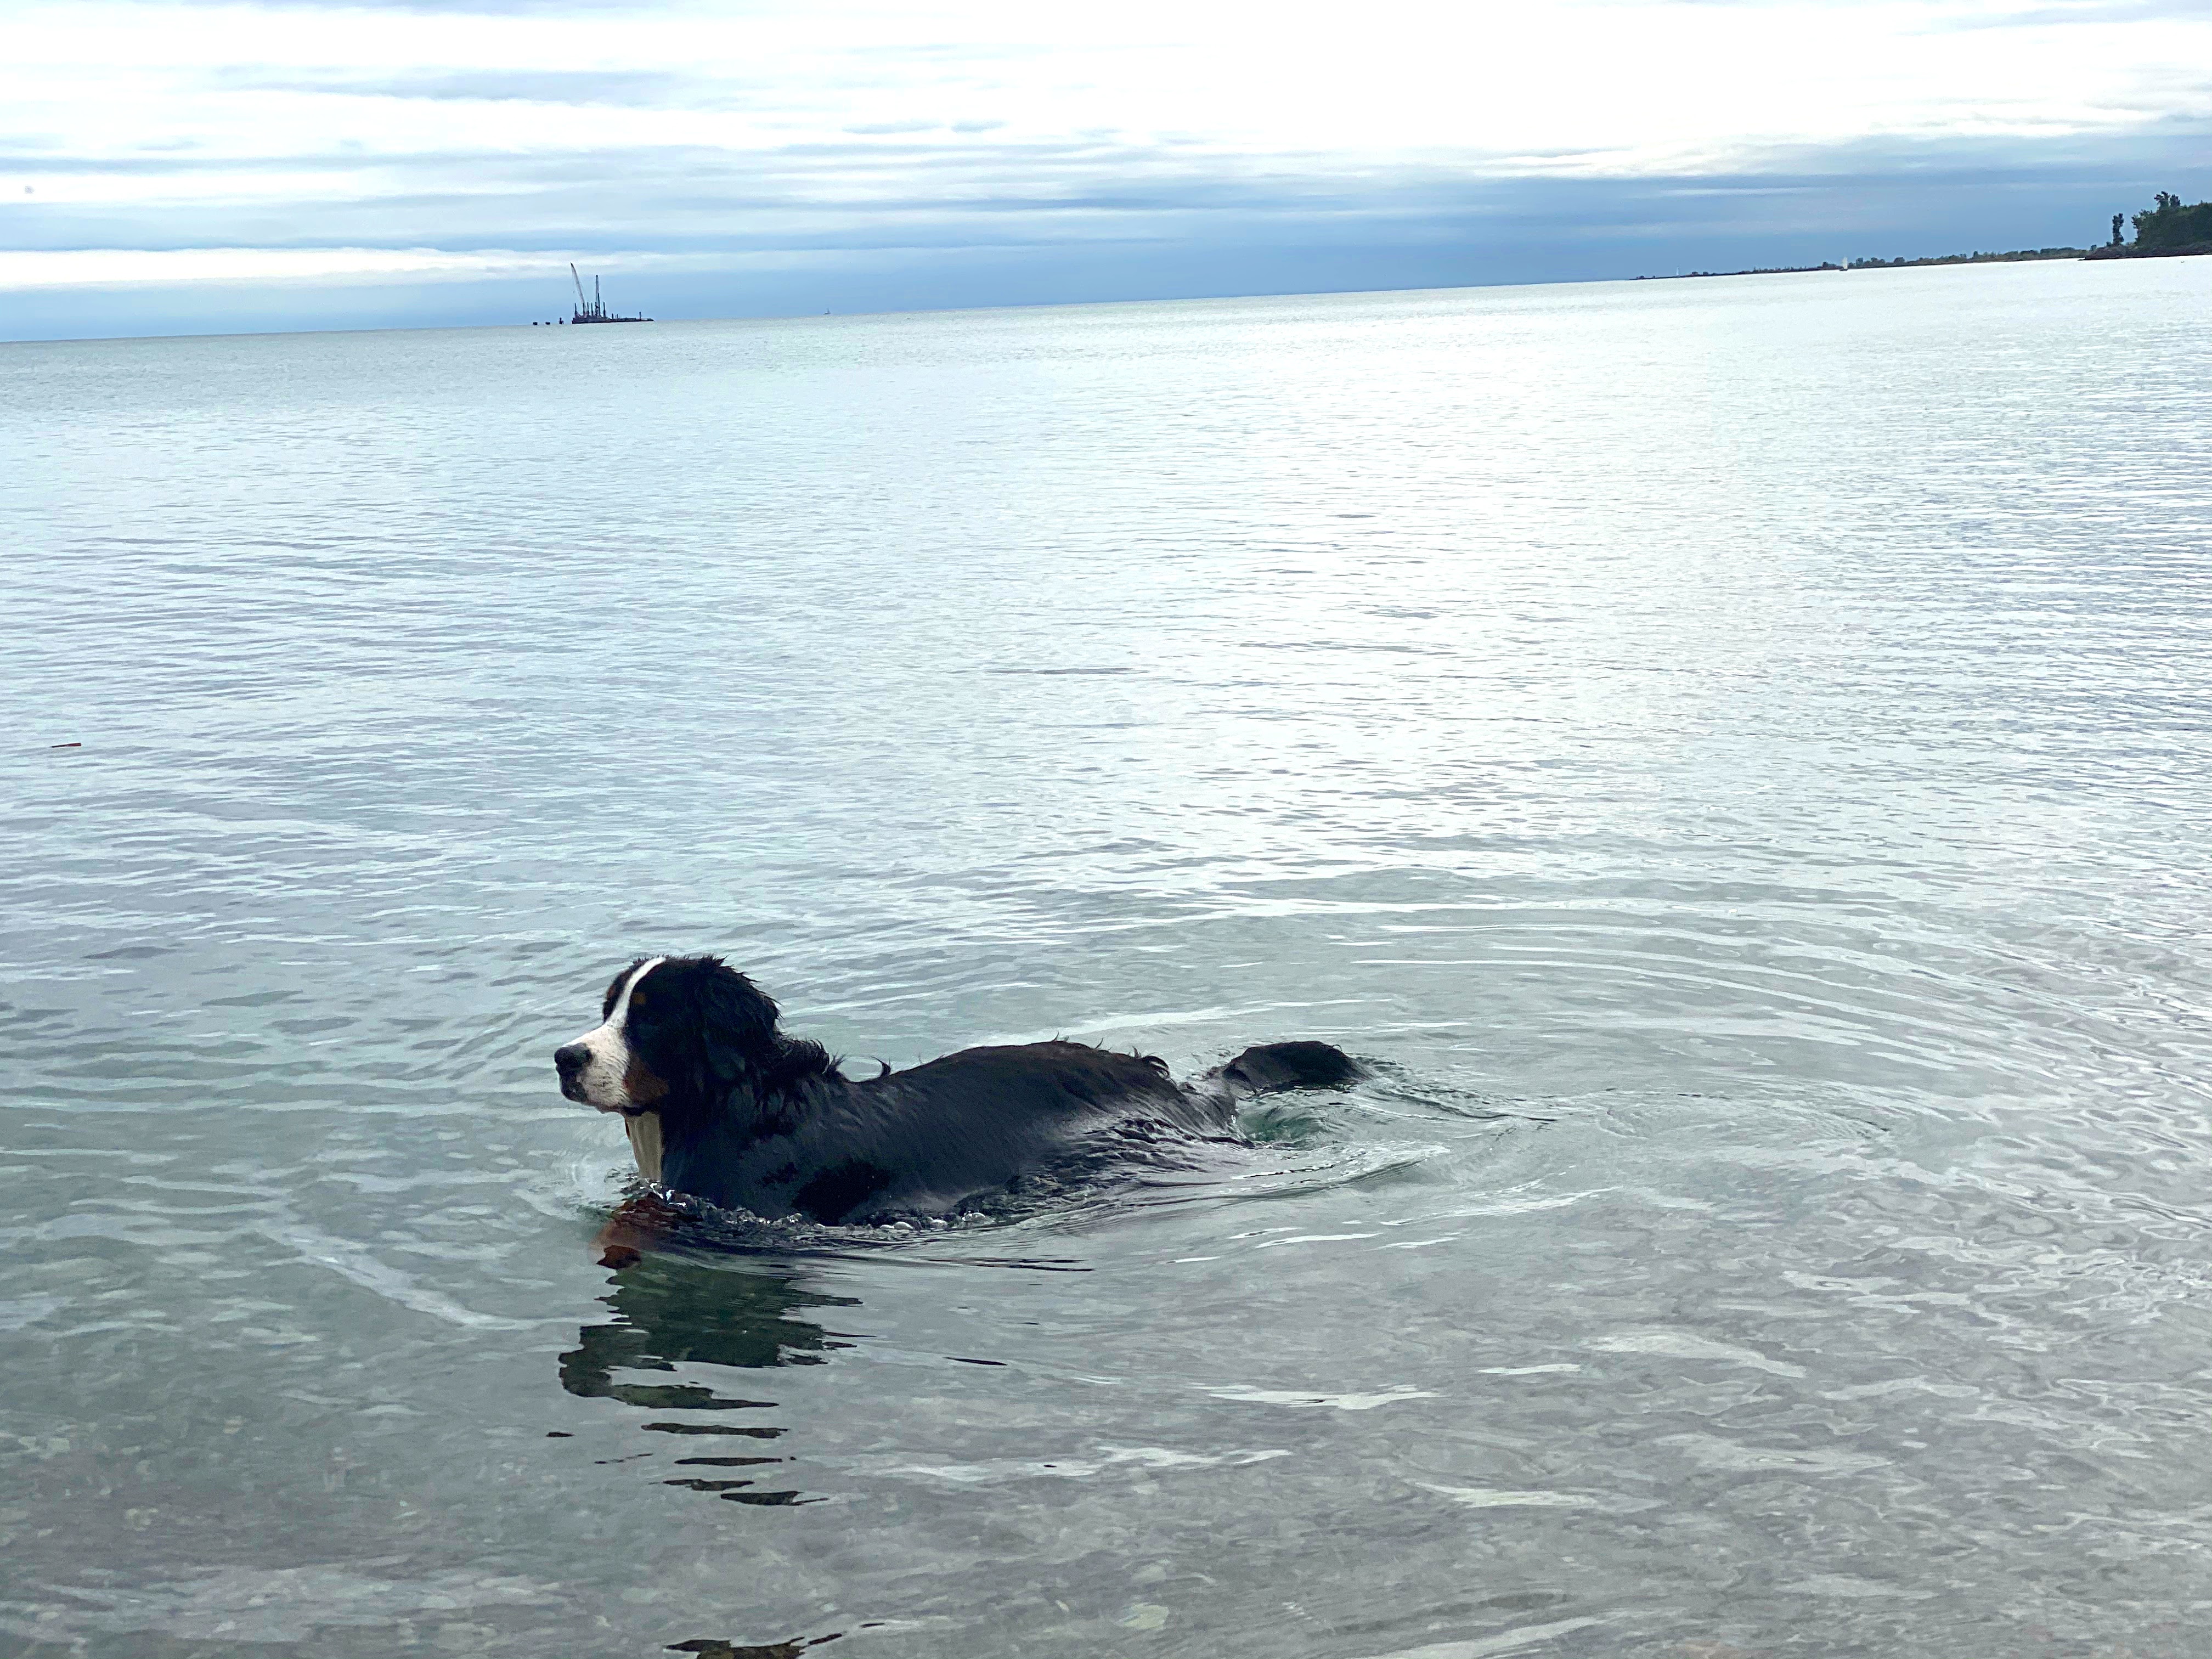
{"left": 663, "top": 1040, "right": 1238, "bottom": 1223}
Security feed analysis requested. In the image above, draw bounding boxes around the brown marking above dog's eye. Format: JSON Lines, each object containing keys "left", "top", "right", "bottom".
{"left": 623, "top": 1056, "right": 669, "bottom": 1104}
{"left": 628, "top": 991, "right": 648, "bottom": 1011}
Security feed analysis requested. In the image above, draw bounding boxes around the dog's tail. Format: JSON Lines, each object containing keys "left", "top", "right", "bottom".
{"left": 1214, "top": 1040, "right": 1365, "bottom": 1096}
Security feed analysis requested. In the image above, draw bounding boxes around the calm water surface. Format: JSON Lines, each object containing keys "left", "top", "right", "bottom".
{"left": 5, "top": 261, "right": 2212, "bottom": 1658}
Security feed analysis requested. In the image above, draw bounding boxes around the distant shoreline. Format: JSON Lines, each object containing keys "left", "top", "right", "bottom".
{"left": 1640, "top": 241, "right": 2211, "bottom": 280}
{"left": 1644, "top": 189, "right": 2212, "bottom": 280}
{"left": 1637, "top": 246, "right": 2089, "bottom": 281}
{"left": 2084, "top": 241, "right": 2212, "bottom": 262}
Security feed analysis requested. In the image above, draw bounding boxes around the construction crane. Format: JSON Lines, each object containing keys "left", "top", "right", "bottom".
{"left": 562, "top": 263, "right": 648, "bottom": 324}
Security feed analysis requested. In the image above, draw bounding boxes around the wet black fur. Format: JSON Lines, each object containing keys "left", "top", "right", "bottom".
{"left": 577, "top": 955, "right": 1364, "bottom": 1224}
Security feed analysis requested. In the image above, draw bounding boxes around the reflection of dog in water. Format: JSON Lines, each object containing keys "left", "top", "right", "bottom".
{"left": 555, "top": 955, "right": 1363, "bottom": 1238}
{"left": 559, "top": 1252, "right": 848, "bottom": 1506}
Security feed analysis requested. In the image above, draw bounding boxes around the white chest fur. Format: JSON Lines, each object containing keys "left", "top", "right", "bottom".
{"left": 623, "top": 1111, "right": 665, "bottom": 1185}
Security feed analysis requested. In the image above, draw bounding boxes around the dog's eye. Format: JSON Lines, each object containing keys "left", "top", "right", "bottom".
{"left": 629, "top": 991, "right": 648, "bottom": 1011}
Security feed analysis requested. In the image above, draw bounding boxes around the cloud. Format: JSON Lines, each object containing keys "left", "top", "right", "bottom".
{"left": 0, "top": 246, "right": 572, "bottom": 288}
{"left": 3, "top": 0, "right": 2208, "bottom": 337}
{"left": 206, "top": 68, "right": 725, "bottom": 106}
{"left": 1926, "top": 0, "right": 2212, "bottom": 25}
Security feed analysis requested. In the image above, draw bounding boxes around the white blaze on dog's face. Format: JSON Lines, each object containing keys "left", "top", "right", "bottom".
{"left": 561, "top": 956, "right": 666, "bottom": 1111}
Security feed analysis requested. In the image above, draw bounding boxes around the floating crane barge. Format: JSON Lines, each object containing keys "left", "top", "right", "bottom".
{"left": 567, "top": 263, "right": 651, "bottom": 324}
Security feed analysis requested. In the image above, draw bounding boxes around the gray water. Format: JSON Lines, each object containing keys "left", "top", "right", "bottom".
{"left": 5, "top": 259, "right": 2211, "bottom": 1659}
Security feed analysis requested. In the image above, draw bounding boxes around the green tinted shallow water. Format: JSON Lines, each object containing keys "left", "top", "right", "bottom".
{"left": 4, "top": 261, "right": 2211, "bottom": 1658}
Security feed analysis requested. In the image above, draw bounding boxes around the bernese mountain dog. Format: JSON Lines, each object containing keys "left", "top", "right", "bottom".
{"left": 555, "top": 955, "right": 1363, "bottom": 1228}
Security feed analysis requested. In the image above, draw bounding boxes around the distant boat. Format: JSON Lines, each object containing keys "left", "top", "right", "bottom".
{"left": 568, "top": 263, "right": 651, "bottom": 324}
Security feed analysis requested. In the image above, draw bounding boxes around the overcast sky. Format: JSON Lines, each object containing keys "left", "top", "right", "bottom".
{"left": 3, "top": 0, "right": 2207, "bottom": 338}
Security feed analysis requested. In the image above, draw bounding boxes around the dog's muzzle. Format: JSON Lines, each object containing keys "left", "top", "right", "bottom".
{"left": 554, "top": 1042, "right": 591, "bottom": 1104}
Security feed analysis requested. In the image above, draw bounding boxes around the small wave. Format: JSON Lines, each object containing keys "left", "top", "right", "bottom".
{"left": 250, "top": 1217, "right": 541, "bottom": 1331}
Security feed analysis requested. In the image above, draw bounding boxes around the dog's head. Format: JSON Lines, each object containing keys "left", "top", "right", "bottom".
{"left": 554, "top": 956, "right": 783, "bottom": 1115}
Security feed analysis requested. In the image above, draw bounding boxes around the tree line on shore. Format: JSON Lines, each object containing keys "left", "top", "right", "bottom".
{"left": 2087, "top": 191, "right": 2212, "bottom": 260}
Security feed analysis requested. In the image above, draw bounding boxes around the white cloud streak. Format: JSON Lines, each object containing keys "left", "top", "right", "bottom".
{"left": 0, "top": 246, "right": 560, "bottom": 287}
{"left": 1, "top": 0, "right": 2207, "bottom": 294}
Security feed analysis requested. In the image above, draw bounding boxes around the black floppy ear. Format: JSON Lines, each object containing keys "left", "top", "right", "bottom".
{"left": 691, "top": 958, "right": 781, "bottom": 1092}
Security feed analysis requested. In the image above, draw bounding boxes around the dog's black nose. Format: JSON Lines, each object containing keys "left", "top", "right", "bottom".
{"left": 554, "top": 1043, "right": 589, "bottom": 1077}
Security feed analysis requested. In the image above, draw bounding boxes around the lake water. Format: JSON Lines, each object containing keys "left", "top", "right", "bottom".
{"left": 5, "top": 258, "right": 2212, "bottom": 1659}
